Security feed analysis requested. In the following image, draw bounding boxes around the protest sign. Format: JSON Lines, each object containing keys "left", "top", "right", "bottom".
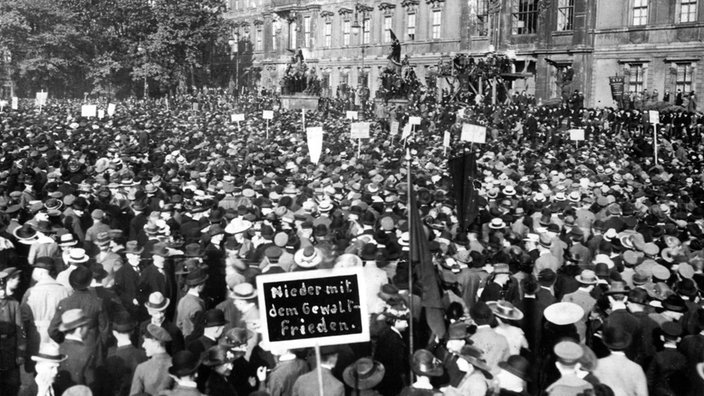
{"left": 263, "top": 110, "right": 274, "bottom": 119}
{"left": 97, "top": 109, "right": 105, "bottom": 119}
{"left": 569, "top": 129, "right": 585, "bottom": 141}
{"left": 460, "top": 124, "right": 486, "bottom": 144}
{"left": 107, "top": 103, "right": 116, "bottom": 116}
{"left": 401, "top": 123, "right": 412, "bottom": 140}
{"left": 11, "top": 97, "right": 18, "bottom": 110}
{"left": 81, "top": 105, "right": 97, "bottom": 118}
{"left": 36, "top": 92, "right": 48, "bottom": 107}
{"left": 457, "top": 108, "right": 465, "bottom": 119}
{"left": 346, "top": 111, "right": 358, "bottom": 120}
{"left": 256, "top": 267, "right": 369, "bottom": 349}
{"left": 443, "top": 131, "right": 451, "bottom": 148}
{"left": 0, "top": 100, "right": 6, "bottom": 111}
{"left": 409, "top": 116, "right": 421, "bottom": 125}
{"left": 390, "top": 121, "right": 399, "bottom": 136}
{"left": 231, "top": 113, "right": 245, "bottom": 122}
{"left": 350, "top": 122, "right": 370, "bottom": 139}
{"left": 306, "top": 127, "right": 324, "bottom": 164}
{"left": 648, "top": 110, "right": 659, "bottom": 124}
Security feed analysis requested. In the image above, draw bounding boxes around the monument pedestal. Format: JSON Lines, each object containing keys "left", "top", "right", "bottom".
{"left": 280, "top": 94, "right": 319, "bottom": 111}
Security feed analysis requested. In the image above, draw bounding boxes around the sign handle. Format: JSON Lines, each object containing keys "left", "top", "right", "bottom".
{"left": 357, "top": 138, "right": 361, "bottom": 159}
{"left": 315, "top": 342, "right": 324, "bottom": 396}
{"left": 266, "top": 119, "right": 269, "bottom": 140}
{"left": 652, "top": 123, "right": 658, "bottom": 165}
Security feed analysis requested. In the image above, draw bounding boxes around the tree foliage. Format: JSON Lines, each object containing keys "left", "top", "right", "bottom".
{"left": 0, "top": 0, "right": 234, "bottom": 98}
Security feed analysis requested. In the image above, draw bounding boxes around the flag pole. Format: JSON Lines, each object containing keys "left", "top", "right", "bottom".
{"left": 405, "top": 145, "right": 414, "bottom": 384}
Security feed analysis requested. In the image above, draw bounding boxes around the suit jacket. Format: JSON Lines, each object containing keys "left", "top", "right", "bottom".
{"left": 98, "top": 344, "right": 147, "bottom": 396}
{"left": 48, "top": 289, "right": 109, "bottom": 350}
{"left": 291, "top": 367, "right": 344, "bottom": 396}
{"left": 374, "top": 326, "right": 409, "bottom": 396}
{"left": 114, "top": 264, "right": 141, "bottom": 316}
{"left": 130, "top": 352, "right": 173, "bottom": 396}
{"left": 139, "top": 264, "right": 174, "bottom": 307}
{"left": 162, "top": 383, "right": 204, "bottom": 396}
{"left": 593, "top": 352, "right": 648, "bottom": 396}
{"left": 267, "top": 358, "right": 310, "bottom": 396}
{"left": 205, "top": 372, "right": 236, "bottom": 396}
{"left": 56, "top": 339, "right": 95, "bottom": 394}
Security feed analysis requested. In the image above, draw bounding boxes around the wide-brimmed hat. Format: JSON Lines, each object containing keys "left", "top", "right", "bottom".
{"left": 602, "top": 325, "right": 632, "bottom": 351}
{"left": 487, "top": 300, "right": 524, "bottom": 321}
{"left": 232, "top": 283, "right": 257, "bottom": 300}
{"left": 575, "top": 269, "right": 598, "bottom": 285}
{"left": 151, "top": 243, "right": 170, "bottom": 257}
{"left": 67, "top": 248, "right": 89, "bottom": 264}
{"left": 68, "top": 266, "right": 92, "bottom": 290}
{"left": 219, "top": 327, "right": 254, "bottom": 350}
{"left": 459, "top": 345, "right": 493, "bottom": 379}
{"left": 488, "top": 217, "right": 507, "bottom": 230}
{"left": 544, "top": 302, "right": 584, "bottom": 325}
{"left": 144, "top": 291, "right": 170, "bottom": 311}
{"left": 169, "top": 350, "right": 201, "bottom": 377}
{"left": 185, "top": 268, "right": 209, "bottom": 287}
{"left": 58, "top": 233, "right": 78, "bottom": 247}
{"left": 498, "top": 355, "right": 530, "bottom": 382}
{"left": 294, "top": 246, "right": 323, "bottom": 268}
{"left": 225, "top": 218, "right": 252, "bottom": 234}
{"left": 13, "top": 224, "right": 38, "bottom": 244}
{"left": 343, "top": 357, "right": 386, "bottom": 390}
{"left": 95, "top": 232, "right": 111, "bottom": 246}
{"left": 58, "top": 309, "right": 91, "bottom": 332}
{"left": 202, "top": 345, "right": 234, "bottom": 367}
{"left": 412, "top": 349, "right": 444, "bottom": 377}
{"left": 124, "top": 241, "right": 143, "bottom": 255}
{"left": 32, "top": 343, "right": 67, "bottom": 363}
{"left": 33, "top": 256, "right": 55, "bottom": 271}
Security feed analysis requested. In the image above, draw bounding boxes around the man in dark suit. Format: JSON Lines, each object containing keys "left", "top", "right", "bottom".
{"left": 96, "top": 311, "right": 147, "bottom": 396}
{"left": 55, "top": 309, "right": 95, "bottom": 395}
{"left": 114, "top": 241, "right": 145, "bottom": 320}
{"left": 374, "top": 304, "right": 410, "bottom": 396}
{"left": 139, "top": 292, "right": 184, "bottom": 354}
{"left": 128, "top": 201, "right": 149, "bottom": 242}
{"left": 138, "top": 243, "right": 175, "bottom": 317}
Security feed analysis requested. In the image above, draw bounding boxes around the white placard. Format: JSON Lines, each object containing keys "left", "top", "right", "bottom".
{"left": 569, "top": 129, "right": 585, "bottom": 141}
{"left": 107, "top": 103, "right": 116, "bottom": 116}
{"left": 263, "top": 110, "right": 274, "bottom": 119}
{"left": 36, "top": 92, "right": 48, "bottom": 107}
{"left": 350, "top": 122, "right": 371, "bottom": 139}
{"left": 401, "top": 124, "right": 412, "bottom": 140}
{"left": 390, "top": 121, "right": 399, "bottom": 136}
{"left": 231, "top": 113, "right": 245, "bottom": 122}
{"left": 11, "top": 97, "right": 18, "bottom": 110}
{"left": 648, "top": 110, "right": 660, "bottom": 124}
{"left": 461, "top": 124, "right": 487, "bottom": 144}
{"left": 409, "top": 116, "right": 421, "bottom": 125}
{"left": 346, "top": 111, "right": 358, "bottom": 120}
{"left": 97, "top": 109, "right": 105, "bottom": 119}
{"left": 0, "top": 100, "right": 6, "bottom": 111}
{"left": 81, "top": 104, "right": 97, "bottom": 118}
{"left": 306, "top": 127, "right": 324, "bottom": 164}
{"left": 457, "top": 108, "right": 465, "bottom": 119}
{"left": 443, "top": 131, "right": 451, "bottom": 148}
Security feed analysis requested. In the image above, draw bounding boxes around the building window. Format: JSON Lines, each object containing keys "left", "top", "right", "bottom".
{"left": 362, "top": 17, "right": 371, "bottom": 44}
{"left": 256, "top": 28, "right": 262, "bottom": 50}
{"left": 289, "top": 21, "right": 297, "bottom": 49}
{"left": 325, "top": 22, "right": 332, "bottom": 47}
{"left": 343, "top": 20, "right": 351, "bottom": 46}
{"left": 675, "top": 63, "right": 694, "bottom": 93}
{"left": 304, "top": 16, "right": 311, "bottom": 47}
{"left": 432, "top": 10, "right": 442, "bottom": 39}
{"left": 340, "top": 72, "right": 349, "bottom": 87}
{"left": 633, "top": 0, "right": 648, "bottom": 25}
{"left": 679, "top": 0, "right": 698, "bottom": 23}
{"left": 557, "top": 0, "right": 574, "bottom": 31}
{"left": 234, "top": 0, "right": 239, "bottom": 9}
{"left": 511, "top": 0, "right": 538, "bottom": 35}
{"left": 384, "top": 16, "right": 393, "bottom": 42}
{"left": 475, "top": 0, "right": 489, "bottom": 36}
{"left": 407, "top": 13, "right": 416, "bottom": 40}
{"left": 626, "top": 64, "right": 645, "bottom": 93}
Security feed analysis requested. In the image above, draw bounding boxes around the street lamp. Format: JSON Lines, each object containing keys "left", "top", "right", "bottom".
{"left": 352, "top": 4, "right": 371, "bottom": 117}
{"left": 137, "top": 44, "right": 148, "bottom": 99}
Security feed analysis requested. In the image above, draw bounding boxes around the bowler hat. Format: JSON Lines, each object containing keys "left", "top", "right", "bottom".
{"left": 185, "top": 268, "right": 208, "bottom": 287}
{"left": 168, "top": 350, "right": 201, "bottom": 377}
{"left": 602, "top": 325, "right": 631, "bottom": 350}
{"left": 69, "top": 266, "right": 92, "bottom": 290}
{"left": 412, "top": 349, "right": 444, "bottom": 377}
{"left": 498, "top": 355, "right": 530, "bottom": 382}
{"left": 203, "top": 309, "right": 227, "bottom": 327}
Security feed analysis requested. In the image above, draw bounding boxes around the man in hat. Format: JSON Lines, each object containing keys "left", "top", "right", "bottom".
{"left": 374, "top": 303, "right": 410, "bottom": 396}
{"left": 646, "top": 321, "right": 689, "bottom": 395}
{"left": 85, "top": 209, "right": 111, "bottom": 251}
{"left": 48, "top": 266, "right": 109, "bottom": 366}
{"left": 114, "top": 241, "right": 144, "bottom": 319}
{"left": 130, "top": 323, "right": 174, "bottom": 396}
{"left": 56, "top": 247, "right": 90, "bottom": 292}
{"left": 441, "top": 345, "right": 494, "bottom": 396}
{"left": 203, "top": 345, "right": 237, "bottom": 396}
{"left": 162, "top": 350, "right": 204, "bottom": 396}
{"left": 232, "top": 282, "right": 260, "bottom": 334}
{"left": 21, "top": 343, "right": 66, "bottom": 396}
{"left": 430, "top": 322, "right": 471, "bottom": 387}
{"left": 292, "top": 345, "right": 344, "bottom": 396}
{"left": 561, "top": 269, "right": 598, "bottom": 342}
{"left": 140, "top": 291, "right": 184, "bottom": 354}
{"left": 545, "top": 340, "right": 593, "bottom": 396}
{"left": 138, "top": 243, "right": 175, "bottom": 316}
{"left": 469, "top": 301, "right": 510, "bottom": 375}
{"left": 176, "top": 268, "right": 207, "bottom": 338}
{"left": 593, "top": 325, "right": 648, "bottom": 396}
{"left": 496, "top": 355, "right": 530, "bottom": 396}
{"left": 0, "top": 268, "right": 25, "bottom": 396}
{"left": 341, "top": 357, "right": 385, "bottom": 395}
{"left": 258, "top": 345, "right": 309, "bottom": 396}
{"left": 55, "top": 309, "right": 94, "bottom": 394}
{"left": 98, "top": 311, "right": 147, "bottom": 396}
{"left": 186, "top": 308, "right": 226, "bottom": 358}
{"left": 93, "top": 231, "right": 122, "bottom": 288}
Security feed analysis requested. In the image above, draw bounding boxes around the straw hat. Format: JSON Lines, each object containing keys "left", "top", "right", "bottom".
{"left": 144, "top": 292, "right": 170, "bottom": 311}
{"left": 343, "top": 358, "right": 386, "bottom": 390}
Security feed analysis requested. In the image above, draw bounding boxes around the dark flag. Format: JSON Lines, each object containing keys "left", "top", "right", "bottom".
{"left": 408, "top": 181, "right": 446, "bottom": 338}
{"left": 387, "top": 30, "right": 401, "bottom": 67}
{"left": 448, "top": 151, "right": 480, "bottom": 230}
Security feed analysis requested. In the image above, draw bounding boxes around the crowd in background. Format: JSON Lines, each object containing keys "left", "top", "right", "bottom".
{"left": 1, "top": 89, "right": 704, "bottom": 396}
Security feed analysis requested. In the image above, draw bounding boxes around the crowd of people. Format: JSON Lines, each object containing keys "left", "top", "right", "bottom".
{"left": 0, "top": 89, "right": 704, "bottom": 396}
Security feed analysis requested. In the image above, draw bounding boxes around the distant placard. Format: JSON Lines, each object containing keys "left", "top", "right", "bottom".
{"left": 457, "top": 108, "right": 465, "bottom": 119}
{"left": 107, "top": 103, "right": 116, "bottom": 116}
{"left": 569, "top": 129, "right": 585, "bottom": 141}
{"left": 409, "top": 116, "right": 421, "bottom": 125}
{"left": 390, "top": 121, "right": 399, "bottom": 136}
{"left": 97, "top": 109, "right": 105, "bottom": 119}
{"left": 257, "top": 268, "right": 370, "bottom": 350}
{"left": 81, "top": 105, "right": 97, "bottom": 118}
{"left": 11, "top": 97, "right": 18, "bottom": 110}
{"left": 401, "top": 123, "right": 412, "bottom": 140}
{"left": 461, "top": 124, "right": 487, "bottom": 144}
{"left": 36, "top": 92, "right": 48, "bottom": 107}
{"left": 346, "top": 111, "right": 358, "bottom": 120}
{"left": 0, "top": 100, "right": 6, "bottom": 111}
{"left": 231, "top": 113, "right": 245, "bottom": 122}
{"left": 263, "top": 110, "right": 274, "bottom": 120}
{"left": 350, "top": 122, "right": 371, "bottom": 139}
{"left": 443, "top": 131, "right": 451, "bottom": 148}
{"left": 648, "top": 110, "right": 660, "bottom": 124}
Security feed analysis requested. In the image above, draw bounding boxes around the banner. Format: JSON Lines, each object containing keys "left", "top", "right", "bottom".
{"left": 346, "top": 111, "right": 358, "bottom": 120}
{"left": 256, "top": 268, "right": 369, "bottom": 350}
{"left": 448, "top": 152, "right": 480, "bottom": 230}
{"left": 569, "top": 129, "right": 585, "bottom": 141}
{"left": 609, "top": 76, "right": 625, "bottom": 104}
{"left": 81, "top": 105, "right": 97, "bottom": 118}
{"left": 306, "top": 127, "right": 324, "bottom": 164}
{"left": 263, "top": 110, "right": 274, "bottom": 119}
{"left": 350, "top": 122, "right": 370, "bottom": 139}
{"left": 390, "top": 121, "right": 399, "bottom": 136}
{"left": 461, "top": 124, "right": 487, "bottom": 144}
